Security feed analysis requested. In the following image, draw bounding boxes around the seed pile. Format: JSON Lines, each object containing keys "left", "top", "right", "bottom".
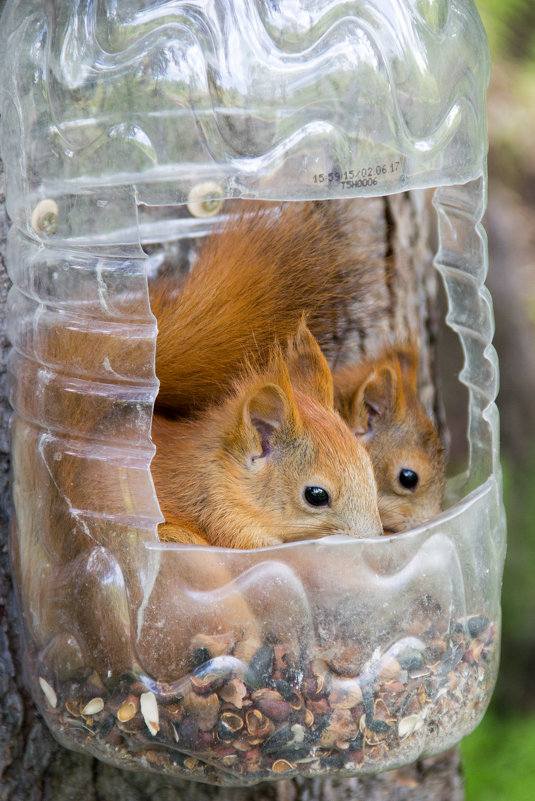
{"left": 37, "top": 615, "right": 497, "bottom": 785}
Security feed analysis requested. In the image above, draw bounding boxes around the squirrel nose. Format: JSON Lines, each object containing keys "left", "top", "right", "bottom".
{"left": 362, "top": 512, "right": 383, "bottom": 538}
{"left": 365, "top": 523, "right": 383, "bottom": 538}
{"left": 349, "top": 506, "right": 382, "bottom": 539}
{"left": 337, "top": 520, "right": 383, "bottom": 539}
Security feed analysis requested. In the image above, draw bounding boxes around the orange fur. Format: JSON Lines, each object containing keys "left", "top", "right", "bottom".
{"left": 152, "top": 323, "right": 382, "bottom": 548}
{"left": 150, "top": 201, "right": 445, "bottom": 540}
{"left": 333, "top": 345, "right": 445, "bottom": 533}
{"left": 150, "top": 201, "right": 376, "bottom": 415}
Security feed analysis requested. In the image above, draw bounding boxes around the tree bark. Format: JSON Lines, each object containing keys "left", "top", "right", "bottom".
{"left": 0, "top": 157, "right": 463, "bottom": 800}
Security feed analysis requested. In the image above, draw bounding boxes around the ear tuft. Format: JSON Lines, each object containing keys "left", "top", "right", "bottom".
{"left": 284, "top": 317, "right": 334, "bottom": 408}
{"left": 266, "top": 341, "right": 294, "bottom": 398}
{"left": 390, "top": 343, "right": 419, "bottom": 392}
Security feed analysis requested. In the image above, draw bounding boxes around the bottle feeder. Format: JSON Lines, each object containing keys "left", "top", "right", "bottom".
{"left": 0, "top": 0, "right": 505, "bottom": 786}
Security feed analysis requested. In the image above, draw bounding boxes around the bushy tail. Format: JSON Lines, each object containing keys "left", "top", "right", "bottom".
{"left": 150, "top": 200, "right": 381, "bottom": 415}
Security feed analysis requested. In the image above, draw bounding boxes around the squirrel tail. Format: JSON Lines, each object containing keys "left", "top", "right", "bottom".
{"left": 150, "top": 200, "right": 379, "bottom": 415}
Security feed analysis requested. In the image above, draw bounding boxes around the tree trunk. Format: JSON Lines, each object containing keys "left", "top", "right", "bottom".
{"left": 0, "top": 157, "right": 463, "bottom": 800}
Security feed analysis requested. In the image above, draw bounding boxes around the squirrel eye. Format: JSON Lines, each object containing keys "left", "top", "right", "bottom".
{"left": 398, "top": 468, "right": 419, "bottom": 491}
{"left": 304, "top": 486, "right": 331, "bottom": 507}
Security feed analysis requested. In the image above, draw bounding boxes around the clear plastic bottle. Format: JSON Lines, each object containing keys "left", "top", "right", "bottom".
{"left": 0, "top": 0, "right": 505, "bottom": 786}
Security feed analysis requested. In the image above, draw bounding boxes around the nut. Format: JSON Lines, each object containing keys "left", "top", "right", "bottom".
{"left": 183, "top": 690, "right": 220, "bottom": 731}
{"left": 219, "top": 678, "right": 247, "bottom": 709}
{"left": 319, "top": 707, "right": 358, "bottom": 749}
{"left": 329, "top": 678, "right": 363, "bottom": 709}
{"left": 377, "top": 657, "right": 402, "bottom": 683}
{"left": 117, "top": 695, "right": 139, "bottom": 723}
{"left": 398, "top": 713, "right": 425, "bottom": 739}
{"left": 140, "top": 691, "right": 160, "bottom": 736}
{"left": 218, "top": 710, "right": 244, "bottom": 740}
{"left": 272, "top": 758, "right": 295, "bottom": 773}
{"left": 39, "top": 677, "right": 57, "bottom": 709}
{"left": 65, "top": 699, "right": 81, "bottom": 718}
{"left": 251, "top": 688, "right": 290, "bottom": 722}
{"left": 304, "top": 707, "right": 315, "bottom": 727}
{"left": 245, "top": 708, "right": 273, "bottom": 739}
{"left": 81, "top": 697, "right": 104, "bottom": 717}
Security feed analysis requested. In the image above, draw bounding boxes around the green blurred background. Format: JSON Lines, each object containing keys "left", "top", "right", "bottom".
{"left": 461, "top": 1, "right": 535, "bottom": 798}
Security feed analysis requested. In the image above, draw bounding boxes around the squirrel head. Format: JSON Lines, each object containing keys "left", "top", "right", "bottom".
{"left": 335, "top": 345, "right": 445, "bottom": 534}
{"left": 213, "top": 324, "right": 382, "bottom": 548}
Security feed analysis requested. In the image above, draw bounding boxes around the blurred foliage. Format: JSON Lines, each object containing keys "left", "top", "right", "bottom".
{"left": 476, "top": 0, "right": 535, "bottom": 200}
{"left": 460, "top": 2, "right": 535, "bottom": 796}
{"left": 462, "top": 459, "right": 535, "bottom": 794}
{"left": 473, "top": 0, "right": 535, "bottom": 707}
{"left": 476, "top": 0, "right": 535, "bottom": 62}
{"left": 495, "top": 460, "right": 535, "bottom": 709}
{"left": 462, "top": 712, "right": 535, "bottom": 801}
{"left": 460, "top": 458, "right": 535, "bottom": 796}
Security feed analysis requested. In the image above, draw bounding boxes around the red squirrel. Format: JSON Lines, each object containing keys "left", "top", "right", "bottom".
{"left": 149, "top": 201, "right": 445, "bottom": 543}
{"left": 333, "top": 345, "right": 445, "bottom": 533}
{"left": 151, "top": 321, "right": 383, "bottom": 547}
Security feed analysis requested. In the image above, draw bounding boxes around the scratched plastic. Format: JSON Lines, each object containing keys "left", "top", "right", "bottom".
{"left": 0, "top": 0, "right": 505, "bottom": 786}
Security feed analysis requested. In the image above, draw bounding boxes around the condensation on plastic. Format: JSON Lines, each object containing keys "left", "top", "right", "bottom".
{"left": 0, "top": 0, "right": 505, "bottom": 787}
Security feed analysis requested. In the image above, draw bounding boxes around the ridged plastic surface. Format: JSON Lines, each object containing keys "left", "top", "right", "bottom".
{"left": 0, "top": 0, "right": 504, "bottom": 787}
{"left": 0, "top": 0, "right": 489, "bottom": 220}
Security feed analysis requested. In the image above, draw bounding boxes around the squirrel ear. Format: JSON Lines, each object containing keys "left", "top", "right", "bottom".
{"left": 242, "top": 382, "right": 299, "bottom": 461}
{"left": 348, "top": 364, "right": 398, "bottom": 436}
{"left": 390, "top": 344, "right": 419, "bottom": 392}
{"left": 284, "top": 318, "right": 334, "bottom": 408}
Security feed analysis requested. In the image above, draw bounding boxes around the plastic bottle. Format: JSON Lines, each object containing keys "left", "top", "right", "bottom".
{"left": 0, "top": 0, "right": 505, "bottom": 785}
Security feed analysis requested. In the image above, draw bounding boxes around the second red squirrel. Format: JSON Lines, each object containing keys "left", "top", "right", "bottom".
{"left": 152, "top": 321, "right": 382, "bottom": 547}
{"left": 333, "top": 346, "right": 445, "bottom": 533}
{"left": 150, "top": 201, "right": 445, "bottom": 544}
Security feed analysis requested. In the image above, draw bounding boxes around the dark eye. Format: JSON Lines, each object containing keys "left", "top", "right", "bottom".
{"left": 304, "top": 486, "right": 331, "bottom": 507}
{"left": 398, "top": 469, "right": 419, "bottom": 491}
